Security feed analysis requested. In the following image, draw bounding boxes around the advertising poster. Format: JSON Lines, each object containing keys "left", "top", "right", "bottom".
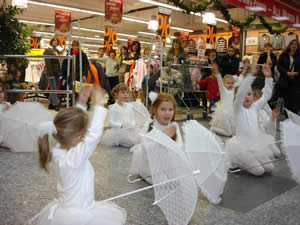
{"left": 104, "top": 27, "right": 118, "bottom": 51}
{"left": 180, "top": 32, "right": 189, "bottom": 49}
{"left": 30, "top": 37, "right": 41, "bottom": 49}
{"left": 156, "top": 7, "right": 171, "bottom": 48}
{"left": 229, "top": 26, "right": 241, "bottom": 53}
{"left": 206, "top": 25, "right": 216, "bottom": 49}
{"left": 54, "top": 10, "right": 71, "bottom": 37}
{"left": 105, "top": 0, "right": 123, "bottom": 27}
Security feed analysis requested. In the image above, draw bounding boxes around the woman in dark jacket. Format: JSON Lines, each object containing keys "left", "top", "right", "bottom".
{"left": 43, "top": 37, "right": 61, "bottom": 111}
{"left": 166, "top": 38, "right": 187, "bottom": 65}
{"left": 277, "top": 39, "right": 300, "bottom": 114}
{"left": 61, "top": 40, "right": 89, "bottom": 89}
{"left": 217, "top": 46, "right": 240, "bottom": 77}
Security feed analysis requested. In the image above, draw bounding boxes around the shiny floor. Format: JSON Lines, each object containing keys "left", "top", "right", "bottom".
{"left": 0, "top": 110, "right": 299, "bottom": 225}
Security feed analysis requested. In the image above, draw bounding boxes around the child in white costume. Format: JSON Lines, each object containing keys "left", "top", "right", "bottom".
{"left": 210, "top": 64, "right": 235, "bottom": 136}
{"left": 224, "top": 65, "right": 280, "bottom": 176}
{"left": 129, "top": 92, "right": 183, "bottom": 184}
{"left": 102, "top": 83, "right": 149, "bottom": 148}
{"left": 28, "top": 87, "right": 126, "bottom": 225}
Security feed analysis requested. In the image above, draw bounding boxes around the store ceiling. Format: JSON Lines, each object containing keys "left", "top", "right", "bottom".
{"left": 4, "top": 0, "right": 293, "bottom": 53}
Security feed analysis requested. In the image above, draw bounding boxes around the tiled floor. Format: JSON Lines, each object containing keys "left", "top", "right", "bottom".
{"left": 0, "top": 106, "right": 299, "bottom": 225}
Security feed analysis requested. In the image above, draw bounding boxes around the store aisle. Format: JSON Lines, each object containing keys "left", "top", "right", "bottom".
{"left": 0, "top": 120, "right": 299, "bottom": 225}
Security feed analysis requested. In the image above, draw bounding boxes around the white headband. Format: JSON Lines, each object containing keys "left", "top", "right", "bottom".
{"left": 149, "top": 91, "right": 158, "bottom": 104}
{"left": 38, "top": 121, "right": 57, "bottom": 137}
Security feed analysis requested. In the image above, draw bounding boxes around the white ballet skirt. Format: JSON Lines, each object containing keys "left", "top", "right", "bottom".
{"left": 210, "top": 74, "right": 235, "bottom": 136}
{"left": 28, "top": 106, "right": 126, "bottom": 225}
{"left": 224, "top": 76, "right": 280, "bottom": 176}
{"left": 129, "top": 119, "right": 183, "bottom": 184}
{"left": 102, "top": 102, "right": 150, "bottom": 148}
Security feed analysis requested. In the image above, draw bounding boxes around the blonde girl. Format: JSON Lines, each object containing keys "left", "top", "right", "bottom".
{"left": 28, "top": 87, "right": 126, "bottom": 225}
{"left": 129, "top": 92, "right": 182, "bottom": 184}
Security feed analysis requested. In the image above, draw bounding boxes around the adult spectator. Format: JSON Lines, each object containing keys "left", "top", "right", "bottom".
{"left": 257, "top": 43, "right": 277, "bottom": 77}
{"left": 118, "top": 46, "right": 129, "bottom": 83}
{"left": 217, "top": 46, "right": 239, "bottom": 77}
{"left": 43, "top": 37, "right": 61, "bottom": 111}
{"left": 166, "top": 38, "right": 187, "bottom": 65}
{"left": 277, "top": 39, "right": 300, "bottom": 114}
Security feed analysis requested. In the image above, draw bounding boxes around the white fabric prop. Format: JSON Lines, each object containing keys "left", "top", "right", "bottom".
{"left": 39, "top": 121, "right": 57, "bottom": 137}
{"left": 149, "top": 91, "right": 158, "bottom": 104}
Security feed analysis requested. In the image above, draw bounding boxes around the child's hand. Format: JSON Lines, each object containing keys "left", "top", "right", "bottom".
{"left": 261, "top": 64, "right": 272, "bottom": 78}
{"left": 78, "top": 86, "right": 91, "bottom": 106}
{"left": 93, "top": 87, "right": 107, "bottom": 106}
{"left": 163, "top": 126, "right": 177, "bottom": 139}
{"left": 272, "top": 108, "right": 280, "bottom": 121}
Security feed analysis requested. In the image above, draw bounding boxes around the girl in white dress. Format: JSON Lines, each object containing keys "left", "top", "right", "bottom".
{"left": 210, "top": 64, "right": 235, "bottom": 136}
{"left": 102, "top": 83, "right": 147, "bottom": 147}
{"left": 28, "top": 87, "right": 126, "bottom": 225}
{"left": 129, "top": 92, "right": 183, "bottom": 184}
{"left": 0, "top": 84, "right": 11, "bottom": 112}
{"left": 224, "top": 65, "right": 280, "bottom": 176}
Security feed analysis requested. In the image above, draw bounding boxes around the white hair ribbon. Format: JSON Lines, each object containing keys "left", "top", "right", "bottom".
{"left": 38, "top": 121, "right": 57, "bottom": 137}
{"left": 149, "top": 91, "right": 158, "bottom": 104}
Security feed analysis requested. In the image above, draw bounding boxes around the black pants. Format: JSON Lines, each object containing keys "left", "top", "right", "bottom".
{"left": 107, "top": 76, "right": 119, "bottom": 104}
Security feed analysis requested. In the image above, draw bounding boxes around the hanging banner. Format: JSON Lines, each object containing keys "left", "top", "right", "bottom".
{"left": 105, "top": 0, "right": 123, "bottom": 28}
{"left": 206, "top": 25, "right": 216, "bottom": 49}
{"left": 30, "top": 37, "right": 41, "bottom": 49}
{"left": 223, "top": 0, "right": 300, "bottom": 27}
{"left": 156, "top": 7, "right": 172, "bottom": 48}
{"left": 56, "top": 35, "right": 67, "bottom": 48}
{"left": 179, "top": 32, "right": 189, "bottom": 49}
{"left": 104, "top": 27, "right": 118, "bottom": 51}
{"left": 229, "top": 26, "right": 241, "bottom": 53}
{"left": 54, "top": 10, "right": 71, "bottom": 37}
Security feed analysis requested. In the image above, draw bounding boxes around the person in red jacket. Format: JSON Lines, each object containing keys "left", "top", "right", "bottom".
{"left": 198, "top": 68, "right": 220, "bottom": 114}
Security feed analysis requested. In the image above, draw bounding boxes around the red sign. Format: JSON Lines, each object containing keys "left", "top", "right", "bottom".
{"left": 223, "top": 0, "right": 300, "bottom": 27}
{"left": 105, "top": 0, "right": 123, "bottom": 27}
{"left": 179, "top": 32, "right": 189, "bottom": 48}
{"left": 54, "top": 10, "right": 71, "bottom": 37}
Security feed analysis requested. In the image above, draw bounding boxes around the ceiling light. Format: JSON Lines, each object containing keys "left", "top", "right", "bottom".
{"left": 27, "top": 1, "right": 192, "bottom": 32}
{"left": 271, "top": 16, "right": 289, "bottom": 21}
{"left": 21, "top": 20, "right": 137, "bottom": 38}
{"left": 33, "top": 31, "right": 104, "bottom": 41}
{"left": 148, "top": 15, "right": 159, "bottom": 31}
{"left": 245, "top": 6, "right": 265, "bottom": 12}
{"left": 138, "top": 31, "right": 175, "bottom": 38}
{"left": 12, "top": 0, "right": 28, "bottom": 8}
{"left": 172, "top": 27, "right": 193, "bottom": 33}
{"left": 203, "top": 12, "right": 216, "bottom": 26}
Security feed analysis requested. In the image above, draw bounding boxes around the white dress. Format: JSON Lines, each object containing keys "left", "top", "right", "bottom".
{"left": 102, "top": 102, "right": 148, "bottom": 148}
{"left": 210, "top": 74, "right": 235, "bottom": 136}
{"left": 258, "top": 104, "right": 276, "bottom": 137}
{"left": 28, "top": 105, "right": 127, "bottom": 225}
{"left": 224, "top": 76, "right": 280, "bottom": 176}
{"left": 129, "top": 119, "right": 183, "bottom": 184}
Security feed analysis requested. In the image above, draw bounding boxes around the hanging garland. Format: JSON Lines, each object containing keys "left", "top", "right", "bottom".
{"left": 167, "top": 0, "right": 289, "bottom": 33}
{"left": 258, "top": 16, "right": 289, "bottom": 34}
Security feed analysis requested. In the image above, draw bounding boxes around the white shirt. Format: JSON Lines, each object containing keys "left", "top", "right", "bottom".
{"left": 108, "top": 102, "right": 136, "bottom": 129}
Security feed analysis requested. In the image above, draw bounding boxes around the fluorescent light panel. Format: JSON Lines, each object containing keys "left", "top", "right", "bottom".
{"left": 20, "top": 20, "right": 137, "bottom": 38}
{"left": 138, "top": 31, "right": 175, "bottom": 38}
{"left": 27, "top": 0, "right": 192, "bottom": 32}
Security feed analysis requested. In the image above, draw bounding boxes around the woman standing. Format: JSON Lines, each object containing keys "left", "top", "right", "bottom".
{"left": 217, "top": 46, "right": 240, "bottom": 77}
{"left": 277, "top": 39, "right": 300, "bottom": 114}
{"left": 43, "top": 37, "right": 61, "bottom": 111}
{"left": 166, "top": 38, "right": 187, "bottom": 65}
{"left": 118, "top": 46, "right": 129, "bottom": 83}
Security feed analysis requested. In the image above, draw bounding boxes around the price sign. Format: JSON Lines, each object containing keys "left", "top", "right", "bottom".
{"left": 156, "top": 7, "right": 171, "bottom": 48}
{"left": 56, "top": 35, "right": 66, "bottom": 47}
{"left": 30, "top": 37, "right": 41, "bottom": 49}
{"left": 206, "top": 25, "right": 216, "bottom": 49}
{"left": 104, "top": 27, "right": 118, "bottom": 51}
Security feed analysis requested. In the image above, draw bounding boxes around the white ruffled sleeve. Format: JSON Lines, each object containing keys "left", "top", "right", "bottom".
{"left": 65, "top": 106, "right": 108, "bottom": 168}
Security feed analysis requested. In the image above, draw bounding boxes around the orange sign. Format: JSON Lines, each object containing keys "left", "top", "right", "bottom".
{"left": 156, "top": 8, "right": 171, "bottom": 48}
{"left": 30, "top": 37, "right": 41, "bottom": 49}
{"left": 206, "top": 25, "right": 216, "bottom": 49}
{"left": 104, "top": 27, "right": 118, "bottom": 51}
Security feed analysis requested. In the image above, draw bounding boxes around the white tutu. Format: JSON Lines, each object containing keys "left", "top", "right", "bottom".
{"left": 28, "top": 200, "right": 127, "bottom": 225}
{"left": 225, "top": 131, "right": 280, "bottom": 176}
{"left": 102, "top": 128, "right": 140, "bottom": 148}
{"left": 210, "top": 102, "right": 235, "bottom": 136}
{"left": 128, "top": 144, "right": 152, "bottom": 184}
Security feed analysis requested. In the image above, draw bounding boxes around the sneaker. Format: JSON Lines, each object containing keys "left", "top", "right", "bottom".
{"left": 228, "top": 167, "right": 241, "bottom": 173}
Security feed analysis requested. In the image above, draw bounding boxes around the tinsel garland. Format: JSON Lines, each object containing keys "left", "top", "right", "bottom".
{"left": 167, "top": 0, "right": 289, "bottom": 33}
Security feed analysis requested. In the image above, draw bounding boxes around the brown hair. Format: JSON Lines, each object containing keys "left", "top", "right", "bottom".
{"left": 223, "top": 75, "right": 235, "bottom": 83}
{"left": 287, "top": 39, "right": 299, "bottom": 52}
{"left": 148, "top": 92, "right": 177, "bottom": 140}
{"left": 50, "top": 37, "right": 59, "bottom": 46}
{"left": 72, "top": 40, "right": 80, "bottom": 47}
{"left": 264, "top": 42, "right": 272, "bottom": 48}
{"left": 111, "top": 83, "right": 129, "bottom": 99}
{"left": 252, "top": 88, "right": 262, "bottom": 98}
{"left": 0, "top": 83, "right": 7, "bottom": 100}
{"left": 38, "top": 107, "right": 88, "bottom": 171}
